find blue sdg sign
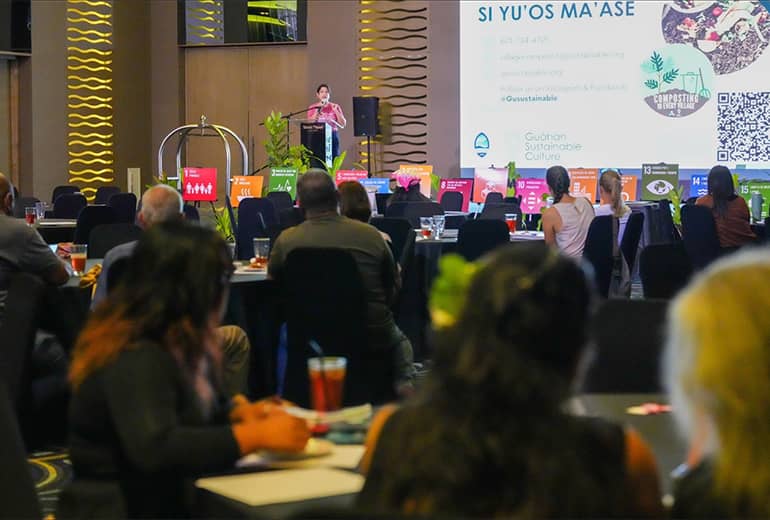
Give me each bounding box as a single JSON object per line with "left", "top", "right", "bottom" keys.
{"left": 474, "top": 132, "right": 490, "bottom": 158}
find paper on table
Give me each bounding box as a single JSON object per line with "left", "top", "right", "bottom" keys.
{"left": 236, "top": 444, "right": 365, "bottom": 471}
{"left": 195, "top": 468, "right": 365, "bottom": 506}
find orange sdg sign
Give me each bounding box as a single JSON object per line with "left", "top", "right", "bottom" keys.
{"left": 569, "top": 168, "right": 599, "bottom": 202}
{"left": 230, "top": 176, "right": 264, "bottom": 207}
{"left": 621, "top": 175, "right": 638, "bottom": 202}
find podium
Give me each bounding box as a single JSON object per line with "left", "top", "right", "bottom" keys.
{"left": 297, "top": 121, "right": 332, "bottom": 169}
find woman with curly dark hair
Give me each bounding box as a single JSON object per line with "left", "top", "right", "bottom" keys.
{"left": 542, "top": 165, "right": 595, "bottom": 258}
{"left": 358, "top": 244, "right": 662, "bottom": 518}
{"left": 62, "top": 221, "right": 309, "bottom": 518}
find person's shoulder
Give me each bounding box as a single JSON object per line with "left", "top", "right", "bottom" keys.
{"left": 106, "top": 341, "right": 175, "bottom": 373}
{"left": 695, "top": 195, "right": 713, "bottom": 206}
{"left": 104, "top": 240, "right": 137, "bottom": 263}
{"left": 0, "top": 215, "right": 33, "bottom": 237}
{"left": 730, "top": 195, "right": 749, "bottom": 208}
{"left": 595, "top": 204, "right": 612, "bottom": 216}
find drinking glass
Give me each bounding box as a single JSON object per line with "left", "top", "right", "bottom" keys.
{"left": 70, "top": 244, "right": 88, "bottom": 276}
{"left": 419, "top": 217, "right": 433, "bottom": 239}
{"left": 252, "top": 238, "right": 270, "bottom": 269}
{"left": 24, "top": 207, "right": 36, "bottom": 225}
{"left": 505, "top": 213, "right": 519, "bottom": 233}
{"left": 35, "top": 201, "right": 47, "bottom": 221}
{"left": 432, "top": 214, "right": 445, "bottom": 239}
{"left": 307, "top": 357, "right": 347, "bottom": 412}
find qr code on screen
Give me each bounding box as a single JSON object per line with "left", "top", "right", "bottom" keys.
{"left": 717, "top": 92, "right": 770, "bottom": 163}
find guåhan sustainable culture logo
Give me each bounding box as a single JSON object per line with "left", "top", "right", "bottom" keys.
{"left": 474, "top": 132, "right": 490, "bottom": 158}
{"left": 640, "top": 43, "right": 716, "bottom": 117}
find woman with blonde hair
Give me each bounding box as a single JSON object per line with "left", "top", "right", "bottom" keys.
{"left": 664, "top": 249, "right": 770, "bottom": 517}
{"left": 595, "top": 169, "right": 631, "bottom": 244}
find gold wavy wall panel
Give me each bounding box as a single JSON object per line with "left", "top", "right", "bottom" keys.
{"left": 66, "top": 0, "right": 114, "bottom": 200}
{"left": 185, "top": 0, "right": 225, "bottom": 45}
{"left": 357, "top": 0, "right": 429, "bottom": 175}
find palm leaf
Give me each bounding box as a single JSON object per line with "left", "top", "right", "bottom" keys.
{"left": 663, "top": 69, "right": 679, "bottom": 84}
{"left": 644, "top": 79, "right": 658, "bottom": 90}
{"left": 650, "top": 52, "right": 664, "bottom": 72}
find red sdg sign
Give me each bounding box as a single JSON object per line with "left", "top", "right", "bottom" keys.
{"left": 182, "top": 167, "right": 217, "bottom": 202}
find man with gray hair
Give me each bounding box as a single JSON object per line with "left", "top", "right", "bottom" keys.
{"left": 93, "top": 184, "right": 250, "bottom": 396}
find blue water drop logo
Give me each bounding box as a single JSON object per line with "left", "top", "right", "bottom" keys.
{"left": 474, "top": 132, "right": 490, "bottom": 158}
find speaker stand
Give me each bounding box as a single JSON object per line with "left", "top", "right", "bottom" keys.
{"left": 366, "top": 135, "right": 372, "bottom": 178}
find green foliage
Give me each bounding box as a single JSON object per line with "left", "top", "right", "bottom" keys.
{"left": 429, "top": 254, "right": 479, "bottom": 329}
{"left": 146, "top": 170, "right": 183, "bottom": 191}
{"left": 263, "top": 111, "right": 310, "bottom": 172}
{"left": 670, "top": 184, "right": 685, "bottom": 226}
{"left": 662, "top": 69, "right": 679, "bottom": 84}
{"left": 506, "top": 161, "right": 519, "bottom": 197}
{"left": 210, "top": 202, "right": 235, "bottom": 242}
{"left": 430, "top": 173, "right": 441, "bottom": 195}
{"left": 644, "top": 79, "right": 659, "bottom": 90}
{"left": 320, "top": 150, "right": 347, "bottom": 179}
{"left": 650, "top": 52, "right": 664, "bottom": 72}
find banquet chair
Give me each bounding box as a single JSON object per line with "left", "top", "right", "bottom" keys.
{"left": 236, "top": 198, "right": 271, "bottom": 260}
{"left": 639, "top": 243, "right": 693, "bottom": 299}
{"left": 582, "top": 215, "right": 614, "bottom": 298}
{"left": 484, "top": 192, "right": 503, "bottom": 204}
{"left": 107, "top": 192, "right": 137, "bottom": 224}
{"left": 444, "top": 213, "right": 468, "bottom": 229}
{"left": 0, "top": 385, "right": 41, "bottom": 520}
{"left": 183, "top": 204, "right": 200, "bottom": 222}
{"left": 620, "top": 211, "right": 644, "bottom": 273}
{"left": 266, "top": 191, "right": 294, "bottom": 214}
{"left": 13, "top": 196, "right": 40, "bottom": 219}
{"left": 681, "top": 204, "right": 722, "bottom": 270}
{"left": 369, "top": 217, "right": 414, "bottom": 267}
{"left": 657, "top": 199, "right": 680, "bottom": 243}
{"left": 401, "top": 202, "right": 444, "bottom": 228}
{"left": 278, "top": 206, "right": 305, "bottom": 231}
{"left": 53, "top": 193, "right": 87, "bottom": 219}
{"left": 94, "top": 186, "right": 121, "bottom": 205}
{"left": 375, "top": 193, "right": 390, "bottom": 215}
{"left": 51, "top": 184, "right": 79, "bottom": 203}
{"left": 457, "top": 219, "right": 509, "bottom": 261}
{"left": 281, "top": 248, "right": 395, "bottom": 408}
{"left": 74, "top": 205, "right": 119, "bottom": 245}
{"left": 479, "top": 202, "right": 522, "bottom": 224}
{"left": 88, "top": 223, "right": 143, "bottom": 258}
{"left": 439, "top": 191, "right": 463, "bottom": 212}
{"left": 581, "top": 298, "right": 668, "bottom": 393}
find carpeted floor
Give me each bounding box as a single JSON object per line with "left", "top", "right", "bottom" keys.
{"left": 29, "top": 450, "right": 72, "bottom": 516}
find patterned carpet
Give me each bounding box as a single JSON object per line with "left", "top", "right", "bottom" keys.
{"left": 29, "top": 450, "right": 71, "bottom": 516}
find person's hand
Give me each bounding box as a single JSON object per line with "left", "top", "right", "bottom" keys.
{"left": 232, "top": 408, "right": 310, "bottom": 454}
{"left": 229, "top": 394, "right": 294, "bottom": 423}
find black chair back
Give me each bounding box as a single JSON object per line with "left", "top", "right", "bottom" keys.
{"left": 401, "top": 202, "right": 444, "bottom": 228}
{"left": 88, "top": 223, "right": 143, "bottom": 258}
{"left": 74, "top": 205, "right": 119, "bottom": 245}
{"left": 582, "top": 299, "right": 668, "bottom": 393}
{"left": 681, "top": 204, "right": 722, "bottom": 270}
{"left": 439, "top": 191, "right": 463, "bottom": 212}
{"left": 457, "top": 219, "right": 509, "bottom": 261}
{"left": 369, "top": 217, "right": 414, "bottom": 267}
{"left": 281, "top": 248, "right": 395, "bottom": 407}
{"left": 582, "top": 215, "right": 614, "bottom": 298}
{"left": 236, "top": 198, "right": 272, "bottom": 260}
{"left": 374, "top": 193, "right": 390, "bottom": 215}
{"left": 13, "top": 197, "right": 40, "bottom": 219}
{"left": 484, "top": 192, "right": 503, "bottom": 204}
{"left": 94, "top": 186, "right": 121, "bottom": 205}
{"left": 53, "top": 193, "right": 87, "bottom": 219}
{"left": 444, "top": 214, "right": 467, "bottom": 230}
{"left": 51, "top": 185, "right": 79, "bottom": 203}
{"left": 183, "top": 204, "right": 200, "bottom": 222}
{"left": 0, "top": 274, "right": 45, "bottom": 409}
{"left": 657, "top": 199, "right": 680, "bottom": 243}
{"left": 107, "top": 192, "right": 137, "bottom": 224}
{"left": 0, "top": 385, "right": 41, "bottom": 519}
{"left": 279, "top": 206, "right": 305, "bottom": 231}
{"left": 266, "top": 191, "right": 294, "bottom": 214}
{"left": 639, "top": 243, "right": 693, "bottom": 299}
{"left": 479, "top": 202, "right": 522, "bottom": 223}
{"left": 621, "top": 211, "right": 644, "bottom": 272}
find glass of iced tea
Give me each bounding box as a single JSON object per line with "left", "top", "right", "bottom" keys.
{"left": 505, "top": 213, "right": 519, "bottom": 233}
{"left": 25, "top": 207, "right": 36, "bottom": 225}
{"left": 70, "top": 244, "right": 88, "bottom": 276}
{"left": 419, "top": 217, "right": 433, "bottom": 239}
{"left": 252, "top": 238, "right": 270, "bottom": 269}
{"left": 307, "top": 357, "right": 347, "bottom": 412}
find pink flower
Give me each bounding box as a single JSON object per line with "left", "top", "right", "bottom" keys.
{"left": 707, "top": 31, "right": 720, "bottom": 41}
{"left": 683, "top": 17, "right": 696, "bottom": 27}
{"left": 712, "top": 6, "right": 723, "bottom": 16}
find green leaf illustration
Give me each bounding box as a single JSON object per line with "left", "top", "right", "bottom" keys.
{"left": 645, "top": 79, "right": 659, "bottom": 90}
{"left": 650, "top": 52, "right": 664, "bottom": 72}
{"left": 663, "top": 68, "right": 679, "bottom": 84}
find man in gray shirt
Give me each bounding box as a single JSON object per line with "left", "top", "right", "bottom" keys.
{"left": 0, "top": 173, "right": 69, "bottom": 324}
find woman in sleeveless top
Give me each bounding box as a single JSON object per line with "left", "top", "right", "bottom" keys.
{"left": 542, "top": 165, "right": 595, "bottom": 258}
{"left": 358, "top": 244, "right": 662, "bottom": 518}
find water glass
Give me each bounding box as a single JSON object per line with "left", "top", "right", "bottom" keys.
{"left": 419, "top": 217, "right": 433, "bottom": 239}
{"left": 35, "top": 201, "right": 47, "bottom": 221}
{"left": 252, "top": 238, "right": 270, "bottom": 269}
{"left": 432, "top": 214, "right": 445, "bottom": 238}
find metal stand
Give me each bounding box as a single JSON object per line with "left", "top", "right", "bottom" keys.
{"left": 366, "top": 135, "right": 372, "bottom": 178}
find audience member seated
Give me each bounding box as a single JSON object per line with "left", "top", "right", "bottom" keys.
{"left": 387, "top": 176, "right": 429, "bottom": 207}
{"left": 91, "top": 184, "right": 251, "bottom": 397}
{"left": 542, "top": 165, "right": 595, "bottom": 258}
{"left": 665, "top": 249, "right": 770, "bottom": 518}
{"left": 338, "top": 180, "right": 391, "bottom": 244}
{"left": 269, "top": 170, "right": 415, "bottom": 394}
{"left": 0, "top": 173, "right": 69, "bottom": 324}
{"left": 60, "top": 222, "right": 310, "bottom": 518}
{"left": 358, "top": 244, "right": 662, "bottom": 517}
{"left": 695, "top": 165, "right": 755, "bottom": 248}
{"left": 595, "top": 168, "right": 631, "bottom": 244}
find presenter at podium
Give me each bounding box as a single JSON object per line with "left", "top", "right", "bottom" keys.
{"left": 307, "top": 83, "right": 346, "bottom": 160}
